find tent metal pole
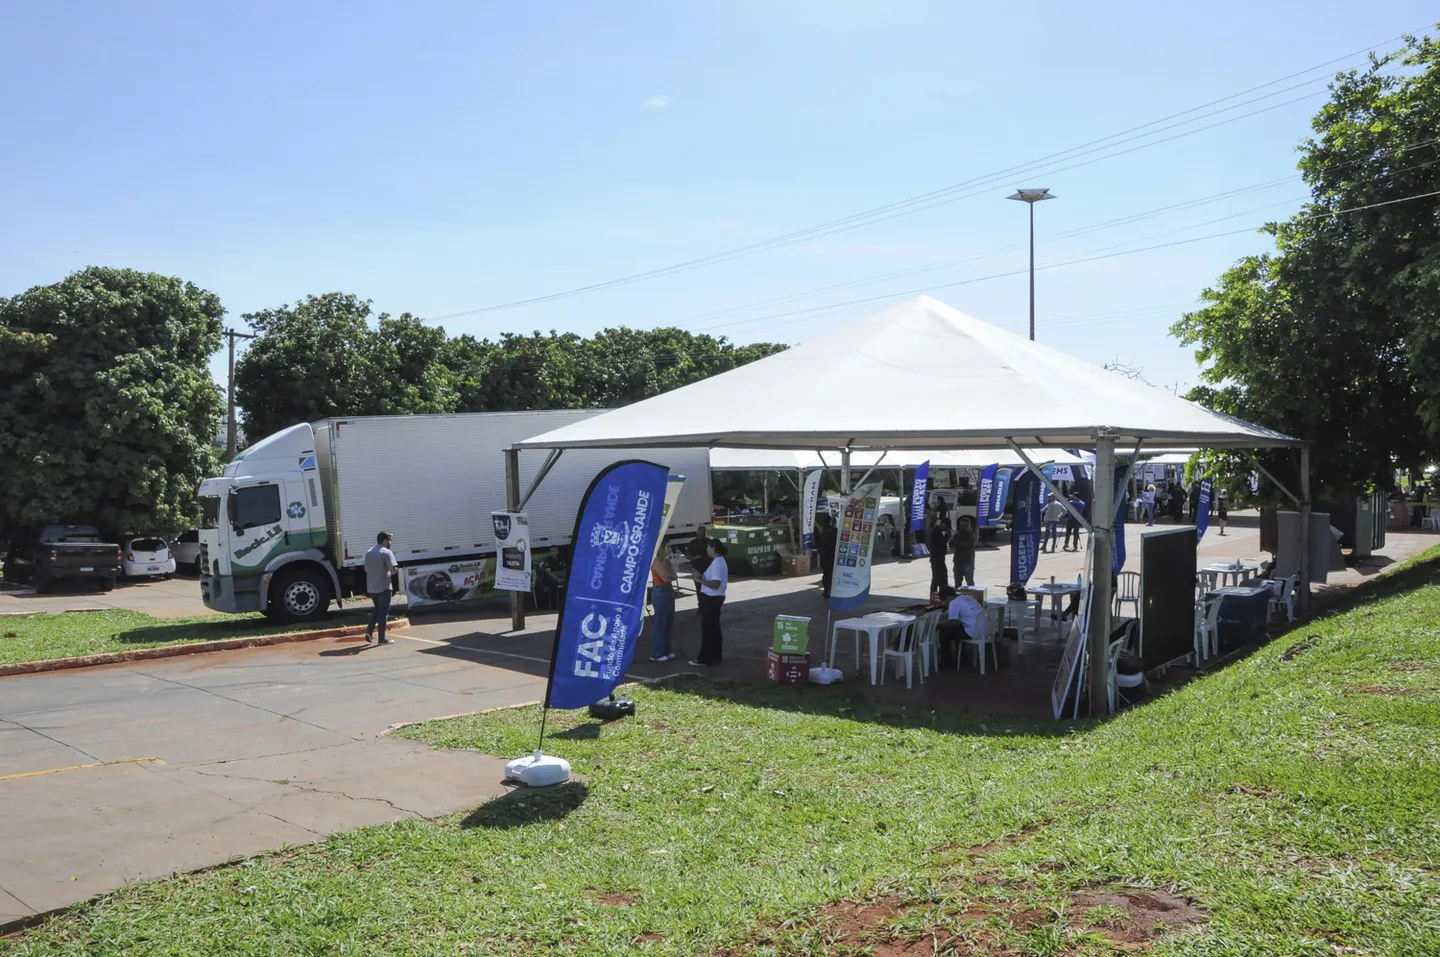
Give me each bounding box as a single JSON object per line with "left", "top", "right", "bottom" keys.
{"left": 841, "top": 448, "right": 852, "bottom": 495}
{"left": 1299, "top": 445, "right": 1312, "bottom": 617}
{"left": 518, "top": 448, "right": 564, "bottom": 511}
{"left": 1088, "top": 433, "right": 1117, "bottom": 714}
{"left": 855, "top": 450, "right": 887, "bottom": 489}
{"left": 1247, "top": 454, "right": 1302, "bottom": 507}
{"left": 1006, "top": 440, "right": 1089, "bottom": 531}
{"left": 506, "top": 448, "right": 525, "bottom": 632}
{"left": 1116, "top": 441, "right": 1145, "bottom": 515}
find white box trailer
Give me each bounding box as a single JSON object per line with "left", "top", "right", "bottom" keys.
{"left": 315, "top": 411, "right": 712, "bottom": 568}
{"left": 197, "top": 410, "right": 712, "bottom": 621}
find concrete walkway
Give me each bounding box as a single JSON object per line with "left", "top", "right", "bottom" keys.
{"left": 0, "top": 626, "right": 549, "bottom": 925}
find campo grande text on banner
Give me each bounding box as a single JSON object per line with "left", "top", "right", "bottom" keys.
{"left": 801, "top": 469, "right": 821, "bottom": 551}
{"left": 546, "top": 460, "right": 670, "bottom": 710}
{"left": 909, "top": 461, "right": 929, "bottom": 533}
{"left": 829, "top": 481, "right": 883, "bottom": 612}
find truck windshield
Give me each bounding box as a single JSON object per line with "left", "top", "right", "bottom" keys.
{"left": 200, "top": 496, "right": 221, "bottom": 529}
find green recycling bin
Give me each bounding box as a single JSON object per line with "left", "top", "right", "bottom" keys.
{"left": 713, "top": 523, "right": 789, "bottom": 575}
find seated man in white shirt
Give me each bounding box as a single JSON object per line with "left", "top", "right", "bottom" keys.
{"left": 935, "top": 586, "right": 988, "bottom": 668}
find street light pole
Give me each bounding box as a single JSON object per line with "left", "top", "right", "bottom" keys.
{"left": 1006, "top": 188, "right": 1056, "bottom": 341}
{"left": 224, "top": 328, "right": 256, "bottom": 461}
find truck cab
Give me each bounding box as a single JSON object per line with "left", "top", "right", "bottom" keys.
{"left": 198, "top": 423, "right": 337, "bottom": 622}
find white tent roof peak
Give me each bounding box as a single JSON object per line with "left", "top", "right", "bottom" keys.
{"left": 517, "top": 296, "right": 1301, "bottom": 452}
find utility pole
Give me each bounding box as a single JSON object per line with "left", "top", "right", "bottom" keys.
{"left": 224, "top": 328, "right": 257, "bottom": 460}
{"left": 1006, "top": 189, "right": 1056, "bottom": 340}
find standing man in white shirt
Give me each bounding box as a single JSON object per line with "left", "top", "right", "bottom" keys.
{"left": 364, "top": 531, "right": 399, "bottom": 645}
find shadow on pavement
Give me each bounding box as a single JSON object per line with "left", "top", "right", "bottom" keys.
{"left": 462, "top": 781, "right": 589, "bottom": 830}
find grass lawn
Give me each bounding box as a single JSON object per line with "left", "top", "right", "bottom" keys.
{"left": 4, "top": 554, "right": 1440, "bottom": 955}
{"left": 0, "top": 609, "right": 349, "bottom": 666}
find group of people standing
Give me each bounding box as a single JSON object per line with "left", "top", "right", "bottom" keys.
{"left": 1042, "top": 491, "right": 1086, "bottom": 553}
{"left": 926, "top": 513, "right": 978, "bottom": 595}
{"left": 646, "top": 533, "right": 729, "bottom": 668}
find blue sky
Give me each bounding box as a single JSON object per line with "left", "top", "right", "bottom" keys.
{"left": 2, "top": 2, "right": 1435, "bottom": 398}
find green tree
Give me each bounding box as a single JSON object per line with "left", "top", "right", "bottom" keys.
{"left": 235, "top": 293, "right": 460, "bottom": 440}
{"left": 0, "top": 267, "right": 224, "bottom": 539}
{"left": 1173, "top": 31, "right": 1440, "bottom": 497}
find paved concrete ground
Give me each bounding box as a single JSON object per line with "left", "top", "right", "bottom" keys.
{"left": 0, "top": 572, "right": 211, "bottom": 618}
{"left": 2, "top": 516, "right": 1432, "bottom": 926}
{"left": 0, "top": 628, "right": 551, "bottom": 925}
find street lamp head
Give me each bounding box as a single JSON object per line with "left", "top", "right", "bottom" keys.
{"left": 1007, "top": 188, "right": 1055, "bottom": 203}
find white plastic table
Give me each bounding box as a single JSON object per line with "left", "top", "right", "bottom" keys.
{"left": 1203, "top": 562, "right": 1258, "bottom": 588}
{"left": 828, "top": 612, "right": 915, "bottom": 685}
{"left": 1026, "top": 582, "right": 1082, "bottom": 634}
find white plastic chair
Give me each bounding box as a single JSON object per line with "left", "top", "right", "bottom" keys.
{"left": 1423, "top": 513, "right": 1440, "bottom": 532}
{"left": 879, "top": 619, "right": 922, "bottom": 688}
{"left": 960, "top": 610, "right": 999, "bottom": 675}
{"left": 1114, "top": 570, "right": 1141, "bottom": 618}
{"left": 1193, "top": 597, "right": 1222, "bottom": 664}
{"left": 1263, "top": 575, "right": 1296, "bottom": 622}
{"left": 913, "top": 610, "right": 942, "bottom": 677}
{"left": 1107, "top": 638, "right": 1145, "bottom": 712}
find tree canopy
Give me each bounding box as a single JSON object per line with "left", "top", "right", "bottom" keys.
{"left": 1173, "top": 32, "right": 1440, "bottom": 498}
{"left": 0, "top": 268, "right": 224, "bottom": 539}
{"left": 235, "top": 300, "right": 787, "bottom": 440}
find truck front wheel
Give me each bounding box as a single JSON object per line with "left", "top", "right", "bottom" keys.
{"left": 269, "top": 568, "right": 331, "bottom": 623}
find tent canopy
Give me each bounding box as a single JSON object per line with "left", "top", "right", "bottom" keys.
{"left": 518, "top": 297, "right": 1301, "bottom": 453}
{"left": 709, "top": 447, "right": 1090, "bottom": 472}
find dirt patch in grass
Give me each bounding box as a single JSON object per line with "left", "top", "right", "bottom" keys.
{"left": 1279, "top": 635, "right": 1321, "bottom": 661}
{"left": 1357, "top": 685, "right": 1418, "bottom": 696}
{"left": 1071, "top": 885, "right": 1206, "bottom": 945}
{"left": 729, "top": 878, "right": 1205, "bottom": 956}
{"left": 594, "top": 891, "right": 635, "bottom": 906}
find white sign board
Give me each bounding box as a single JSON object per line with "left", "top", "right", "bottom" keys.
{"left": 491, "top": 511, "right": 531, "bottom": 592}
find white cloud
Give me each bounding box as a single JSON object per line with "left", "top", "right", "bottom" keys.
{"left": 643, "top": 94, "right": 672, "bottom": 110}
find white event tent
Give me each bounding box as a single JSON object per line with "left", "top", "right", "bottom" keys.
{"left": 509, "top": 296, "right": 1306, "bottom": 712}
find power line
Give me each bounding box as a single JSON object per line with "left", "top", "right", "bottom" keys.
{"left": 679, "top": 145, "right": 1440, "bottom": 329}
{"left": 697, "top": 184, "right": 1440, "bottom": 334}
{"left": 433, "top": 29, "right": 1425, "bottom": 318}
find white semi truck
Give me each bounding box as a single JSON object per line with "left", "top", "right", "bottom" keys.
{"left": 196, "top": 411, "right": 712, "bottom": 622}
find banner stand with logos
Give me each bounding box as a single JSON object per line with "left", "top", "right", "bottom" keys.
{"left": 505, "top": 459, "right": 671, "bottom": 788}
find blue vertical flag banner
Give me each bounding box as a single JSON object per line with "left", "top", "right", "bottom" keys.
{"left": 909, "top": 461, "right": 930, "bottom": 533}
{"left": 976, "top": 464, "right": 999, "bottom": 528}
{"left": 1195, "top": 477, "right": 1214, "bottom": 541}
{"left": 1113, "top": 468, "right": 1128, "bottom": 575}
{"left": 830, "top": 481, "right": 883, "bottom": 612}
{"left": 1011, "top": 470, "right": 1043, "bottom": 584}
{"left": 546, "top": 460, "right": 670, "bottom": 710}
{"left": 800, "top": 469, "right": 822, "bottom": 551}
{"left": 990, "top": 468, "right": 1014, "bottom": 527}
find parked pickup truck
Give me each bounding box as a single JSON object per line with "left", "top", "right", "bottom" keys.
{"left": 29, "top": 525, "right": 122, "bottom": 592}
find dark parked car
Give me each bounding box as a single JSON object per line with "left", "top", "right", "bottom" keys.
{"left": 3, "top": 525, "right": 122, "bottom": 592}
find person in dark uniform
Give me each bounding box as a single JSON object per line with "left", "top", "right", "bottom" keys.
{"left": 927, "top": 518, "right": 950, "bottom": 596}
{"left": 816, "top": 513, "right": 838, "bottom": 597}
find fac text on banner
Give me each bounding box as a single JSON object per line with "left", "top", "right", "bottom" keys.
{"left": 1195, "top": 476, "right": 1213, "bottom": 541}
{"left": 492, "top": 511, "right": 531, "bottom": 592}
{"left": 1010, "top": 470, "right": 1042, "bottom": 584}
{"left": 801, "top": 469, "right": 822, "bottom": 551}
{"left": 546, "top": 460, "right": 670, "bottom": 710}
{"left": 829, "top": 481, "right": 883, "bottom": 612}
{"left": 909, "top": 461, "right": 930, "bottom": 533}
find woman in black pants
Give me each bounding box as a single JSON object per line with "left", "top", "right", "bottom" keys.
{"left": 927, "top": 519, "right": 950, "bottom": 596}
{"left": 690, "top": 539, "right": 729, "bottom": 666}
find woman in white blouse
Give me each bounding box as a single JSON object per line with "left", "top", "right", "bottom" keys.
{"left": 690, "top": 539, "right": 729, "bottom": 666}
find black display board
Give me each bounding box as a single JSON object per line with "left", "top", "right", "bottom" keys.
{"left": 1140, "top": 526, "right": 1197, "bottom": 670}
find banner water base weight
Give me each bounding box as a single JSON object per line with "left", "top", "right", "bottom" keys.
{"left": 504, "top": 750, "right": 572, "bottom": 788}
